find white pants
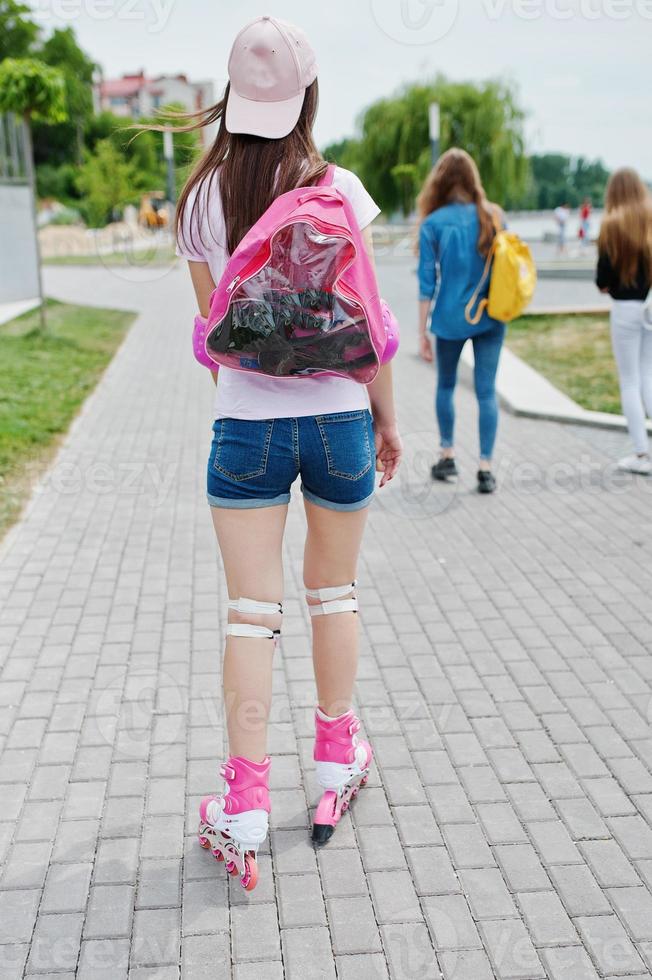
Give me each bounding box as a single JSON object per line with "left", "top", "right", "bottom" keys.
{"left": 611, "top": 300, "right": 652, "bottom": 454}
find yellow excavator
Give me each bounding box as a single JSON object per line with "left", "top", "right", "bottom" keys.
{"left": 139, "top": 192, "right": 169, "bottom": 229}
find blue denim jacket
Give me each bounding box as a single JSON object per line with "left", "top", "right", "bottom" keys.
{"left": 418, "top": 202, "right": 503, "bottom": 339}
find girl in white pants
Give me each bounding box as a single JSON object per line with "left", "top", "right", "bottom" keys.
{"left": 596, "top": 168, "right": 652, "bottom": 474}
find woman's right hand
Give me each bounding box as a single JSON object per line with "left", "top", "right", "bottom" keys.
{"left": 374, "top": 422, "right": 403, "bottom": 487}
{"left": 419, "top": 333, "right": 433, "bottom": 362}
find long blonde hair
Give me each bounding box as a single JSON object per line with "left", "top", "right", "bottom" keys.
{"left": 417, "top": 148, "right": 498, "bottom": 256}
{"left": 599, "top": 167, "right": 652, "bottom": 287}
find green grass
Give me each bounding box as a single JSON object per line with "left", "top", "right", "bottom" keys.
{"left": 507, "top": 312, "right": 620, "bottom": 414}
{"left": 43, "top": 247, "right": 177, "bottom": 267}
{"left": 0, "top": 300, "right": 136, "bottom": 537}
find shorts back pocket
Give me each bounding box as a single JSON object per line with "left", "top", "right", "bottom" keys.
{"left": 212, "top": 418, "right": 274, "bottom": 482}
{"left": 316, "top": 411, "right": 372, "bottom": 481}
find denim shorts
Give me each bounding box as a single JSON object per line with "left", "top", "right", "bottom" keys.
{"left": 207, "top": 410, "right": 376, "bottom": 511}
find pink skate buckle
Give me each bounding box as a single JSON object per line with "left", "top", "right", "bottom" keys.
{"left": 220, "top": 763, "right": 236, "bottom": 781}
{"left": 348, "top": 720, "right": 360, "bottom": 735}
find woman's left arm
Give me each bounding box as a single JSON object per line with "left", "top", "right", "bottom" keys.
{"left": 188, "top": 261, "right": 219, "bottom": 383}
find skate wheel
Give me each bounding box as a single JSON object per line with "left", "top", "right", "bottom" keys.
{"left": 241, "top": 853, "right": 258, "bottom": 891}
{"left": 212, "top": 848, "right": 225, "bottom": 862}
{"left": 198, "top": 835, "right": 211, "bottom": 849}
{"left": 226, "top": 860, "right": 239, "bottom": 876}
{"left": 351, "top": 787, "right": 359, "bottom": 798}
{"left": 360, "top": 775, "right": 368, "bottom": 787}
{"left": 341, "top": 801, "right": 349, "bottom": 812}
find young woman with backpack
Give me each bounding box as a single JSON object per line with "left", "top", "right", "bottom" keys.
{"left": 174, "top": 16, "right": 402, "bottom": 889}
{"left": 417, "top": 149, "right": 506, "bottom": 494}
{"left": 596, "top": 168, "right": 652, "bottom": 474}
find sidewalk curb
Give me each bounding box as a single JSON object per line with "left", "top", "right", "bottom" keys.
{"left": 460, "top": 343, "right": 652, "bottom": 436}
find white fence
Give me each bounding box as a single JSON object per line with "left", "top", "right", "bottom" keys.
{"left": 0, "top": 114, "right": 40, "bottom": 305}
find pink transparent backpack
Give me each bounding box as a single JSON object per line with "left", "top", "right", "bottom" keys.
{"left": 192, "top": 164, "right": 399, "bottom": 381}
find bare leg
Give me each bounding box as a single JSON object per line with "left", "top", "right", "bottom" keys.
{"left": 211, "top": 505, "right": 287, "bottom": 762}
{"left": 303, "top": 500, "right": 369, "bottom": 717}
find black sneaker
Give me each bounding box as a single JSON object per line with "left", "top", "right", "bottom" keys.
{"left": 431, "top": 458, "right": 458, "bottom": 482}
{"left": 477, "top": 470, "right": 496, "bottom": 494}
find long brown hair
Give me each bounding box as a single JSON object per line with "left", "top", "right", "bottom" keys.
{"left": 173, "top": 80, "right": 327, "bottom": 256}
{"left": 417, "top": 148, "right": 498, "bottom": 256}
{"left": 599, "top": 167, "right": 652, "bottom": 287}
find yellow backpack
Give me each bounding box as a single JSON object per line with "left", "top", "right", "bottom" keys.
{"left": 465, "top": 213, "right": 537, "bottom": 325}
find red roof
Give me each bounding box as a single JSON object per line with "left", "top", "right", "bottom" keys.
{"left": 100, "top": 75, "right": 146, "bottom": 98}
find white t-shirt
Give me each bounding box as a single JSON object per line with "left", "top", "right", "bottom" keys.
{"left": 176, "top": 166, "right": 381, "bottom": 420}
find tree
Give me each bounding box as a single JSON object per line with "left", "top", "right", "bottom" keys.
{"left": 76, "top": 139, "right": 135, "bottom": 227}
{"left": 520, "top": 153, "right": 610, "bottom": 209}
{"left": 0, "top": 57, "right": 67, "bottom": 122}
{"left": 0, "top": 57, "right": 67, "bottom": 328}
{"left": 0, "top": 0, "right": 38, "bottom": 61}
{"left": 33, "top": 27, "right": 96, "bottom": 166}
{"left": 324, "top": 76, "right": 529, "bottom": 216}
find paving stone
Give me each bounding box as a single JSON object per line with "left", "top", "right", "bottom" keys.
{"left": 441, "top": 824, "right": 495, "bottom": 869}
{"left": 277, "top": 873, "right": 326, "bottom": 927}
{"left": 494, "top": 844, "right": 550, "bottom": 892}
{"left": 574, "top": 914, "right": 646, "bottom": 975}
{"left": 84, "top": 884, "right": 134, "bottom": 939}
{"left": 580, "top": 839, "right": 642, "bottom": 887}
{"left": 41, "top": 860, "right": 93, "bottom": 913}
{"left": 281, "top": 927, "right": 336, "bottom": 980}
{"left": 538, "top": 945, "right": 600, "bottom": 980}
{"left": 475, "top": 802, "right": 528, "bottom": 844}
{"left": 27, "top": 912, "right": 84, "bottom": 973}
{"left": 78, "top": 938, "right": 130, "bottom": 978}
{"left": 131, "top": 908, "right": 181, "bottom": 967}
{"left": 136, "top": 858, "right": 182, "bottom": 909}
{"left": 516, "top": 890, "right": 578, "bottom": 945}
{"left": 0, "top": 887, "right": 40, "bottom": 943}
{"left": 335, "top": 953, "right": 389, "bottom": 980}
{"left": 317, "top": 846, "right": 366, "bottom": 897}
{"left": 555, "top": 797, "right": 609, "bottom": 840}
{"left": 368, "top": 869, "right": 422, "bottom": 923}
{"left": 457, "top": 867, "right": 518, "bottom": 919}
{"left": 181, "top": 877, "right": 228, "bottom": 935}
{"left": 234, "top": 963, "right": 284, "bottom": 980}
{"left": 548, "top": 863, "right": 612, "bottom": 916}
{"left": 527, "top": 821, "right": 582, "bottom": 865}
{"left": 405, "top": 846, "right": 460, "bottom": 896}
{"left": 380, "top": 922, "right": 441, "bottom": 979}
{"left": 232, "top": 904, "right": 281, "bottom": 961}
{"left": 181, "top": 932, "right": 229, "bottom": 978}
{"left": 422, "top": 894, "right": 481, "bottom": 950}
{"left": 392, "top": 805, "right": 442, "bottom": 847}
{"left": 327, "top": 896, "right": 382, "bottom": 955}
{"left": 606, "top": 885, "right": 652, "bottom": 941}
{"left": 358, "top": 824, "right": 407, "bottom": 872}
{"left": 438, "top": 948, "right": 494, "bottom": 980}
{"left": 478, "top": 918, "right": 545, "bottom": 979}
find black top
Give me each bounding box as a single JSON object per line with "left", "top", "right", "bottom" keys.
{"left": 596, "top": 251, "right": 651, "bottom": 300}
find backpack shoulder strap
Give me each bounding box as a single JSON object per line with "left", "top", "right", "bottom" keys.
{"left": 317, "top": 163, "right": 336, "bottom": 187}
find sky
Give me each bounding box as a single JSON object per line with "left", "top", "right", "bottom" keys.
{"left": 27, "top": 0, "right": 652, "bottom": 178}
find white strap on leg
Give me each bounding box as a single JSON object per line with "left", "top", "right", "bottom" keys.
{"left": 226, "top": 597, "right": 282, "bottom": 640}
{"left": 306, "top": 581, "right": 358, "bottom": 617}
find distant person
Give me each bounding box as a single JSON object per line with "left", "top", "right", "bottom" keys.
{"left": 596, "top": 167, "right": 652, "bottom": 474}
{"left": 417, "top": 148, "right": 505, "bottom": 494}
{"left": 579, "top": 197, "right": 592, "bottom": 248}
{"left": 554, "top": 202, "right": 570, "bottom": 253}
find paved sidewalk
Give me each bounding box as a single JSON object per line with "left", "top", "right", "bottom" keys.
{"left": 1, "top": 258, "right": 651, "bottom": 979}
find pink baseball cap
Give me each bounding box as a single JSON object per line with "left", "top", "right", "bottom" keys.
{"left": 226, "top": 16, "right": 318, "bottom": 140}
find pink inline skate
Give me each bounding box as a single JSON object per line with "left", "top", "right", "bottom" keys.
{"left": 312, "top": 708, "right": 372, "bottom": 844}
{"left": 198, "top": 756, "right": 271, "bottom": 891}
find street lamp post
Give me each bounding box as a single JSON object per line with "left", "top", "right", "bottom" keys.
{"left": 429, "top": 102, "right": 440, "bottom": 167}
{"left": 163, "top": 129, "right": 176, "bottom": 206}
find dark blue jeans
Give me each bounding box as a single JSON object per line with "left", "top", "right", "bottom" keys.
{"left": 435, "top": 322, "right": 506, "bottom": 461}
